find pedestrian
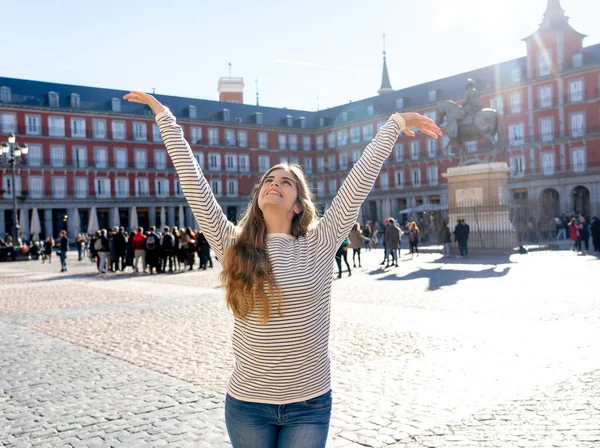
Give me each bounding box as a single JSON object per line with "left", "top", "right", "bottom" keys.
{"left": 349, "top": 222, "right": 370, "bottom": 268}
{"left": 124, "top": 89, "right": 440, "bottom": 447}
{"left": 145, "top": 226, "right": 160, "bottom": 274}
{"left": 408, "top": 221, "right": 420, "bottom": 257}
{"left": 76, "top": 233, "right": 85, "bottom": 261}
{"left": 161, "top": 226, "right": 176, "bottom": 272}
{"left": 196, "top": 231, "right": 213, "bottom": 270}
{"left": 568, "top": 217, "right": 580, "bottom": 252}
{"left": 113, "top": 226, "right": 127, "bottom": 271}
{"left": 591, "top": 216, "right": 600, "bottom": 253}
{"left": 438, "top": 219, "right": 451, "bottom": 256}
{"left": 362, "top": 223, "right": 372, "bottom": 251}
{"left": 335, "top": 237, "right": 352, "bottom": 278}
{"left": 58, "top": 230, "right": 69, "bottom": 272}
{"left": 43, "top": 237, "right": 53, "bottom": 263}
{"left": 454, "top": 219, "right": 469, "bottom": 257}
{"left": 384, "top": 218, "right": 401, "bottom": 267}
{"left": 578, "top": 216, "right": 590, "bottom": 255}
{"left": 132, "top": 228, "right": 147, "bottom": 273}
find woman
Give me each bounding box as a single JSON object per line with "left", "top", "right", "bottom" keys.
{"left": 349, "top": 222, "right": 370, "bottom": 268}
{"left": 335, "top": 237, "right": 352, "bottom": 278}
{"left": 362, "top": 223, "right": 372, "bottom": 251}
{"left": 408, "top": 221, "right": 420, "bottom": 257}
{"left": 568, "top": 217, "right": 580, "bottom": 252}
{"left": 58, "top": 230, "right": 69, "bottom": 272}
{"left": 578, "top": 216, "right": 589, "bottom": 254}
{"left": 43, "top": 237, "right": 54, "bottom": 263}
{"left": 124, "top": 90, "right": 440, "bottom": 447}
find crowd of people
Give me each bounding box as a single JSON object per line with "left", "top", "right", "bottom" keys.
{"left": 567, "top": 215, "right": 600, "bottom": 255}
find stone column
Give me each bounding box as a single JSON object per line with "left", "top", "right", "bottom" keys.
{"left": 108, "top": 207, "right": 118, "bottom": 231}
{"left": 44, "top": 209, "right": 53, "bottom": 240}
{"left": 0, "top": 210, "right": 5, "bottom": 239}
{"left": 148, "top": 206, "right": 156, "bottom": 228}
{"left": 68, "top": 207, "right": 78, "bottom": 240}
{"left": 21, "top": 207, "right": 30, "bottom": 242}
{"left": 168, "top": 206, "right": 176, "bottom": 229}
{"left": 186, "top": 206, "right": 195, "bottom": 230}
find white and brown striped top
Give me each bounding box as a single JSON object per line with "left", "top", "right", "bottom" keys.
{"left": 156, "top": 109, "right": 404, "bottom": 404}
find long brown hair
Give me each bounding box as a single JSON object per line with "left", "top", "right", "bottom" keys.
{"left": 220, "top": 163, "right": 317, "bottom": 324}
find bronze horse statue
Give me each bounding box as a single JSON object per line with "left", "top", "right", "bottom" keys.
{"left": 436, "top": 101, "right": 505, "bottom": 163}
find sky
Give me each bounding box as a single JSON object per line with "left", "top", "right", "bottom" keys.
{"left": 3, "top": 0, "right": 599, "bottom": 111}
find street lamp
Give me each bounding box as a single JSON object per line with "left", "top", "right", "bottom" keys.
{"left": 1, "top": 133, "right": 28, "bottom": 245}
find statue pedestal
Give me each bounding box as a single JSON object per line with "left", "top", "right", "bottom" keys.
{"left": 443, "top": 162, "right": 517, "bottom": 251}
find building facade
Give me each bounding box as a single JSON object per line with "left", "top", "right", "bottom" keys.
{"left": 1, "top": 0, "right": 599, "bottom": 241}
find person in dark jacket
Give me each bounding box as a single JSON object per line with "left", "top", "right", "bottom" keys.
{"left": 161, "top": 226, "right": 176, "bottom": 272}
{"left": 438, "top": 220, "right": 452, "bottom": 256}
{"left": 454, "top": 219, "right": 469, "bottom": 257}
{"left": 112, "top": 226, "right": 128, "bottom": 271}
{"left": 94, "top": 229, "right": 110, "bottom": 273}
{"left": 384, "top": 218, "right": 401, "bottom": 267}
{"left": 145, "top": 226, "right": 161, "bottom": 274}
{"left": 578, "top": 216, "right": 590, "bottom": 254}
{"left": 196, "top": 231, "right": 213, "bottom": 270}
{"left": 58, "top": 230, "right": 70, "bottom": 272}
{"left": 591, "top": 217, "right": 600, "bottom": 253}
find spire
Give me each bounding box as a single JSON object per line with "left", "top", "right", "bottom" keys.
{"left": 525, "top": 0, "right": 585, "bottom": 39}
{"left": 378, "top": 31, "right": 393, "bottom": 95}
{"left": 255, "top": 78, "right": 259, "bottom": 106}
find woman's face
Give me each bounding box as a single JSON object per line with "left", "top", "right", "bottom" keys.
{"left": 258, "top": 168, "right": 301, "bottom": 215}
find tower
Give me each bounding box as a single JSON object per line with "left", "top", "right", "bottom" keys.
{"left": 378, "top": 32, "right": 393, "bottom": 95}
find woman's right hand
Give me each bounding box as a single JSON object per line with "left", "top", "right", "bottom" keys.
{"left": 123, "top": 91, "right": 165, "bottom": 115}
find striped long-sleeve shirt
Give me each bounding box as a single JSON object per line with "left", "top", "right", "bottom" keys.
{"left": 156, "top": 109, "right": 404, "bottom": 404}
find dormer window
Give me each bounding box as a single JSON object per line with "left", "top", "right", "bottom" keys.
{"left": 49, "top": 91, "right": 59, "bottom": 108}
{"left": 235, "top": 116, "right": 242, "bottom": 123}
{"left": 428, "top": 90, "right": 439, "bottom": 103}
{"left": 341, "top": 112, "right": 348, "bottom": 122}
{"left": 189, "top": 105, "right": 197, "bottom": 119}
{"left": 111, "top": 97, "right": 121, "bottom": 112}
{"left": 70, "top": 93, "right": 80, "bottom": 109}
{"left": 285, "top": 115, "right": 293, "bottom": 127}
{"left": 367, "top": 105, "right": 374, "bottom": 116}
{"left": 319, "top": 117, "right": 325, "bottom": 127}
{"left": 222, "top": 109, "right": 231, "bottom": 122}
{"left": 0, "top": 86, "right": 11, "bottom": 103}
{"left": 254, "top": 112, "right": 263, "bottom": 125}
{"left": 396, "top": 97, "right": 404, "bottom": 109}
{"left": 572, "top": 52, "right": 583, "bottom": 68}
{"left": 512, "top": 68, "right": 522, "bottom": 82}
{"left": 298, "top": 117, "right": 306, "bottom": 129}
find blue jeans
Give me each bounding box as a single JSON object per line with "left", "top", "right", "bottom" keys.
{"left": 225, "top": 390, "right": 332, "bottom": 448}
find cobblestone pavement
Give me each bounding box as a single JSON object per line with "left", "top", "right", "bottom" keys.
{"left": 1, "top": 249, "right": 599, "bottom": 447}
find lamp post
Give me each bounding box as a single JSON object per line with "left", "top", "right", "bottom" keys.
{"left": 1, "top": 134, "right": 28, "bottom": 245}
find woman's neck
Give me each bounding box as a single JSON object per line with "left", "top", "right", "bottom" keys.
{"left": 263, "top": 211, "right": 292, "bottom": 234}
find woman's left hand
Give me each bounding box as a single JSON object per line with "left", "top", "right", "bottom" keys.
{"left": 400, "top": 113, "right": 443, "bottom": 138}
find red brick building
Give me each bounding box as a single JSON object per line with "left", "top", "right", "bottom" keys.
{"left": 0, "top": 0, "right": 598, "bottom": 240}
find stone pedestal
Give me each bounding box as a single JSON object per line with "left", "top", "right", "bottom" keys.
{"left": 443, "top": 162, "right": 517, "bottom": 250}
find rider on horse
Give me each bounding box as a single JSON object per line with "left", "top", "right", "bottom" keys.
{"left": 460, "top": 78, "right": 482, "bottom": 125}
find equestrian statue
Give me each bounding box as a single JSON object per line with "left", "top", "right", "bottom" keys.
{"left": 436, "top": 79, "right": 506, "bottom": 163}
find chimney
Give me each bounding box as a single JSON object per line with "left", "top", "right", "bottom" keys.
{"left": 218, "top": 77, "right": 244, "bottom": 104}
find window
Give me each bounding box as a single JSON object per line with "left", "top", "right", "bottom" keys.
{"left": 134, "top": 149, "right": 147, "bottom": 169}
{"left": 510, "top": 92, "right": 522, "bottom": 114}
{"left": 258, "top": 132, "right": 268, "bottom": 149}
{"left": 303, "top": 157, "right": 312, "bottom": 174}
{"left": 289, "top": 134, "right": 298, "bottom": 150}
{"left": 154, "top": 150, "right": 167, "bottom": 170}
{"left": 466, "top": 141, "right": 477, "bottom": 153}
{"left": 346, "top": 127, "right": 359, "bottom": 146}
{"left": 95, "top": 178, "right": 111, "bottom": 198}
{"left": 328, "top": 179, "right": 337, "bottom": 194}
{"left": 71, "top": 118, "right": 86, "bottom": 138}
{"left": 93, "top": 119, "right": 107, "bottom": 139}
{"left": 317, "top": 181, "right": 325, "bottom": 196}
{"left": 111, "top": 98, "right": 121, "bottom": 112}
{"left": 509, "top": 123, "right": 525, "bottom": 146}
{"left": 379, "top": 172, "right": 389, "bottom": 190}
{"left": 29, "top": 176, "right": 43, "bottom": 198}
{"left": 327, "top": 154, "right": 336, "bottom": 171}
{"left": 115, "top": 178, "right": 130, "bottom": 198}
{"left": 352, "top": 150, "right": 361, "bottom": 165}
{"left": 316, "top": 135, "right": 324, "bottom": 150}
{"left": 490, "top": 96, "right": 504, "bottom": 115}
{"left": 285, "top": 115, "right": 293, "bottom": 127}
{"left": 114, "top": 148, "right": 127, "bottom": 169}
{"left": 572, "top": 148, "right": 586, "bottom": 173}
{"left": 537, "top": 51, "right": 551, "bottom": 77}
{"left": 210, "top": 179, "right": 221, "bottom": 196}
{"left": 341, "top": 112, "right": 348, "bottom": 122}
{"left": 135, "top": 178, "right": 150, "bottom": 197}
{"left": 570, "top": 112, "right": 585, "bottom": 138}
{"left": 509, "top": 155, "right": 525, "bottom": 177}
{"left": 255, "top": 113, "right": 263, "bottom": 125}
{"left": 0, "top": 86, "right": 11, "bottom": 103}
{"left": 185, "top": 126, "right": 201, "bottom": 144}
{"left": 441, "top": 135, "right": 450, "bottom": 154}
{"left": 70, "top": 93, "right": 80, "bottom": 109}
{"left": 540, "top": 117, "right": 554, "bottom": 142}
{"left": 156, "top": 178, "right": 169, "bottom": 197}
{"left": 2, "top": 176, "right": 21, "bottom": 198}
{"left": 290, "top": 156, "right": 300, "bottom": 166}
{"left": 25, "top": 114, "right": 41, "bottom": 135}
{"left": 238, "top": 130, "right": 248, "bottom": 148}
{"left": 377, "top": 121, "right": 386, "bottom": 132}
{"left": 410, "top": 141, "right": 420, "bottom": 160}
{"left": 428, "top": 90, "right": 437, "bottom": 102}
{"left": 73, "top": 146, "right": 87, "bottom": 168}
{"left": 225, "top": 129, "right": 236, "bottom": 146}
{"left": 48, "top": 91, "right": 59, "bottom": 108}
{"left": 568, "top": 79, "right": 584, "bottom": 103}
{"left": 411, "top": 168, "right": 421, "bottom": 187}
{"left": 362, "top": 125, "right": 373, "bottom": 142}
{"left": 112, "top": 121, "right": 126, "bottom": 140}
{"left": 339, "top": 152, "right": 349, "bottom": 170}
{"left": 94, "top": 147, "right": 108, "bottom": 168}
{"left": 48, "top": 116, "right": 65, "bottom": 137}
{"left": 238, "top": 154, "right": 250, "bottom": 173}
{"left": 50, "top": 145, "right": 66, "bottom": 167}
{"left": 327, "top": 133, "right": 335, "bottom": 148}
{"left": 52, "top": 177, "right": 67, "bottom": 198}
{"left": 0, "top": 113, "right": 16, "bottom": 134}
{"left": 227, "top": 179, "right": 238, "bottom": 197}
{"left": 316, "top": 157, "right": 325, "bottom": 173}
{"left": 395, "top": 170, "right": 404, "bottom": 188}
{"left": 193, "top": 152, "right": 204, "bottom": 169}
{"left": 396, "top": 98, "right": 404, "bottom": 109}
{"left": 428, "top": 166, "right": 439, "bottom": 186}
{"left": 133, "top": 122, "right": 147, "bottom": 141}
{"left": 280, "top": 156, "right": 288, "bottom": 165}
{"left": 277, "top": 134, "right": 287, "bottom": 150}
{"left": 427, "top": 139, "right": 437, "bottom": 157}
{"left": 75, "top": 177, "right": 87, "bottom": 198}
{"left": 303, "top": 135, "right": 311, "bottom": 151}
{"left": 175, "top": 179, "right": 183, "bottom": 197}
{"left": 367, "top": 105, "right": 374, "bottom": 116}
{"left": 153, "top": 123, "right": 162, "bottom": 142}
{"left": 572, "top": 53, "right": 583, "bottom": 68}
{"left": 299, "top": 117, "right": 306, "bottom": 129}
{"left": 394, "top": 143, "right": 404, "bottom": 162}
{"left": 208, "top": 128, "right": 219, "bottom": 145}
{"left": 27, "top": 144, "right": 42, "bottom": 166}
{"left": 226, "top": 153, "right": 237, "bottom": 171}
{"left": 541, "top": 151, "right": 555, "bottom": 176}
{"left": 259, "top": 155, "right": 270, "bottom": 173}
{"left": 337, "top": 129, "right": 348, "bottom": 146}
{"left": 538, "top": 85, "right": 553, "bottom": 108}
{"left": 208, "top": 152, "right": 221, "bottom": 171}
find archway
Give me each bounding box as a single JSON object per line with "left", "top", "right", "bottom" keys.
{"left": 572, "top": 186, "right": 590, "bottom": 219}
{"left": 540, "top": 188, "right": 560, "bottom": 219}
